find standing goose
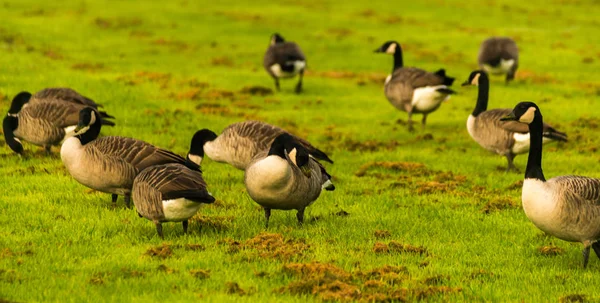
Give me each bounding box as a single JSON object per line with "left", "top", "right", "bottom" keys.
{"left": 244, "top": 133, "right": 333, "bottom": 227}
{"left": 132, "top": 163, "right": 215, "bottom": 239}
{"left": 375, "top": 41, "right": 456, "bottom": 131}
{"left": 3, "top": 93, "right": 115, "bottom": 155}
{"left": 61, "top": 108, "right": 194, "bottom": 207}
{"left": 478, "top": 37, "right": 519, "bottom": 83}
{"left": 462, "top": 71, "right": 567, "bottom": 171}
{"left": 501, "top": 102, "right": 600, "bottom": 268}
{"left": 263, "top": 33, "right": 306, "bottom": 93}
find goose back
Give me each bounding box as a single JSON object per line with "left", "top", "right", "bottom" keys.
{"left": 13, "top": 102, "right": 82, "bottom": 146}
{"left": 30, "top": 88, "right": 100, "bottom": 108}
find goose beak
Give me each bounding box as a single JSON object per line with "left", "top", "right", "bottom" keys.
{"left": 461, "top": 80, "right": 471, "bottom": 86}
{"left": 374, "top": 47, "right": 383, "bottom": 53}
{"left": 500, "top": 112, "right": 517, "bottom": 121}
{"left": 300, "top": 166, "right": 312, "bottom": 178}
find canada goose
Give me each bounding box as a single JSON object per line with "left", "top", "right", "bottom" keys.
{"left": 3, "top": 93, "right": 115, "bottom": 155}
{"left": 263, "top": 33, "right": 306, "bottom": 93}
{"left": 61, "top": 108, "right": 193, "bottom": 207}
{"left": 375, "top": 41, "right": 456, "bottom": 131}
{"left": 478, "top": 37, "right": 519, "bottom": 83}
{"left": 189, "top": 120, "right": 333, "bottom": 169}
{"left": 462, "top": 71, "right": 567, "bottom": 171}
{"left": 501, "top": 102, "right": 600, "bottom": 268}
{"left": 29, "top": 87, "right": 102, "bottom": 108}
{"left": 244, "top": 133, "right": 333, "bottom": 227}
{"left": 132, "top": 163, "right": 215, "bottom": 239}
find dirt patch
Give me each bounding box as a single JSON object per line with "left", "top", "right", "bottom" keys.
{"left": 117, "top": 71, "right": 172, "bottom": 88}
{"left": 240, "top": 86, "right": 273, "bottom": 96}
{"left": 211, "top": 56, "right": 233, "bottom": 66}
{"left": 481, "top": 197, "right": 519, "bottom": 214}
{"left": 120, "top": 268, "right": 145, "bottom": 278}
{"left": 71, "top": 62, "right": 105, "bottom": 72}
{"left": 94, "top": 17, "right": 142, "bottom": 29}
{"left": 0, "top": 248, "right": 13, "bottom": 258}
{"left": 506, "top": 180, "right": 523, "bottom": 190}
{"left": 342, "top": 138, "right": 401, "bottom": 152}
{"left": 560, "top": 294, "right": 586, "bottom": 303}
{"left": 190, "top": 269, "right": 210, "bottom": 279}
{"left": 89, "top": 272, "right": 109, "bottom": 285}
{"left": 145, "top": 244, "right": 173, "bottom": 259}
{"left": 571, "top": 117, "right": 600, "bottom": 129}
{"left": 374, "top": 230, "right": 391, "bottom": 239}
{"left": 539, "top": 245, "right": 564, "bottom": 256}
{"left": 355, "top": 161, "right": 430, "bottom": 178}
{"left": 224, "top": 232, "right": 310, "bottom": 261}
{"left": 157, "top": 264, "right": 178, "bottom": 274}
{"left": 373, "top": 241, "right": 428, "bottom": 256}
{"left": 335, "top": 210, "right": 350, "bottom": 217}
{"left": 225, "top": 282, "right": 250, "bottom": 295}
{"left": 326, "top": 28, "right": 354, "bottom": 39}
{"left": 518, "top": 70, "right": 561, "bottom": 84}
{"left": 42, "top": 49, "right": 63, "bottom": 60}
{"left": 189, "top": 215, "right": 233, "bottom": 231}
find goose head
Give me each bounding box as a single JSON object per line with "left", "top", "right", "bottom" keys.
{"left": 8, "top": 92, "right": 32, "bottom": 115}
{"left": 374, "top": 41, "right": 400, "bottom": 54}
{"left": 73, "top": 107, "right": 102, "bottom": 144}
{"left": 2, "top": 115, "right": 23, "bottom": 154}
{"left": 188, "top": 129, "right": 218, "bottom": 166}
{"left": 501, "top": 101, "right": 540, "bottom": 124}
{"left": 270, "top": 33, "right": 285, "bottom": 46}
{"left": 269, "top": 133, "right": 312, "bottom": 178}
{"left": 462, "top": 70, "right": 486, "bottom": 86}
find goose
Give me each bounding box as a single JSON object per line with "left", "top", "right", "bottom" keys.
{"left": 478, "top": 37, "right": 519, "bottom": 83}
{"left": 61, "top": 108, "right": 195, "bottom": 207}
{"left": 244, "top": 133, "right": 333, "bottom": 227}
{"left": 501, "top": 101, "right": 600, "bottom": 268}
{"left": 3, "top": 93, "right": 115, "bottom": 155}
{"left": 132, "top": 163, "right": 215, "bottom": 238}
{"left": 462, "top": 71, "right": 567, "bottom": 171}
{"left": 375, "top": 41, "right": 456, "bottom": 131}
{"left": 188, "top": 120, "right": 334, "bottom": 189}
{"left": 29, "top": 87, "right": 102, "bottom": 108}
{"left": 263, "top": 33, "right": 306, "bottom": 93}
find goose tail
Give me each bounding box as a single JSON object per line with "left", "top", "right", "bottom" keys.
{"left": 543, "top": 128, "right": 568, "bottom": 142}
{"left": 434, "top": 69, "right": 455, "bottom": 86}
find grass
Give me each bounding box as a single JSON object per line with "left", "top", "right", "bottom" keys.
{"left": 1, "top": 0, "right": 600, "bottom": 301}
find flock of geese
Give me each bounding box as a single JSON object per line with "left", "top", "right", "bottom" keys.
{"left": 3, "top": 34, "right": 600, "bottom": 268}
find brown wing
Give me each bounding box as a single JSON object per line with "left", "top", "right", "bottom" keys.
{"left": 551, "top": 176, "right": 600, "bottom": 205}
{"left": 264, "top": 42, "right": 305, "bottom": 68}
{"left": 89, "top": 136, "right": 187, "bottom": 171}
{"left": 24, "top": 102, "right": 81, "bottom": 128}
{"left": 32, "top": 88, "right": 99, "bottom": 108}
{"left": 138, "top": 164, "right": 214, "bottom": 203}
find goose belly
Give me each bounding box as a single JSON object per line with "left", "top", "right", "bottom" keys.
{"left": 270, "top": 61, "right": 305, "bottom": 78}
{"left": 162, "top": 198, "right": 202, "bottom": 222}
{"left": 411, "top": 86, "right": 449, "bottom": 113}
{"left": 61, "top": 137, "right": 134, "bottom": 195}
{"left": 522, "top": 179, "right": 581, "bottom": 242}
{"left": 482, "top": 59, "right": 515, "bottom": 75}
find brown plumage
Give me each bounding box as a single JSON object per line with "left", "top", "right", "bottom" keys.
{"left": 30, "top": 87, "right": 101, "bottom": 108}
{"left": 133, "top": 163, "right": 215, "bottom": 238}
{"left": 263, "top": 33, "right": 306, "bottom": 93}
{"left": 478, "top": 37, "right": 519, "bottom": 83}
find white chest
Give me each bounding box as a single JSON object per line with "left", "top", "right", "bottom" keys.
{"left": 522, "top": 179, "right": 561, "bottom": 235}
{"left": 411, "top": 85, "right": 449, "bottom": 112}
{"left": 482, "top": 59, "right": 515, "bottom": 75}
{"left": 466, "top": 115, "right": 477, "bottom": 139}
{"left": 245, "top": 156, "right": 292, "bottom": 201}
{"left": 162, "top": 198, "right": 203, "bottom": 222}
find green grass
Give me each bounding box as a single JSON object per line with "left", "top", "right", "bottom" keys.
{"left": 1, "top": 0, "right": 600, "bottom": 301}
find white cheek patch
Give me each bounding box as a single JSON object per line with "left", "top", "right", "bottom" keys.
{"left": 385, "top": 43, "right": 397, "bottom": 54}
{"left": 519, "top": 107, "right": 536, "bottom": 124}
{"left": 89, "top": 111, "right": 97, "bottom": 125}
{"left": 287, "top": 148, "right": 298, "bottom": 166}
{"left": 188, "top": 154, "right": 203, "bottom": 166}
{"left": 471, "top": 73, "right": 481, "bottom": 85}
{"left": 14, "top": 137, "right": 21, "bottom": 144}
{"left": 7, "top": 113, "right": 18, "bottom": 117}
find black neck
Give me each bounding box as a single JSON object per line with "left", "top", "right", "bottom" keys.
{"left": 472, "top": 73, "right": 489, "bottom": 117}
{"left": 525, "top": 114, "right": 546, "bottom": 181}
{"left": 392, "top": 46, "right": 403, "bottom": 72}
{"left": 76, "top": 122, "right": 101, "bottom": 145}
{"left": 268, "top": 141, "right": 285, "bottom": 159}
{"left": 3, "top": 115, "right": 23, "bottom": 154}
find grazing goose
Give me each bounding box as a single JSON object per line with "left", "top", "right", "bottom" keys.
{"left": 375, "top": 41, "right": 455, "bottom": 131}
{"left": 244, "top": 133, "right": 334, "bottom": 227}
{"left": 132, "top": 163, "right": 215, "bottom": 239}
{"left": 478, "top": 37, "right": 519, "bottom": 83}
{"left": 61, "top": 108, "right": 193, "bottom": 207}
{"left": 462, "top": 71, "right": 567, "bottom": 171}
{"left": 263, "top": 33, "right": 306, "bottom": 93}
{"left": 3, "top": 93, "right": 115, "bottom": 155}
{"left": 501, "top": 102, "right": 600, "bottom": 268}
{"left": 188, "top": 121, "right": 334, "bottom": 189}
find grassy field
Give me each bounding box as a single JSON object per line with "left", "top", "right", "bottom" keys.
{"left": 1, "top": 0, "right": 600, "bottom": 301}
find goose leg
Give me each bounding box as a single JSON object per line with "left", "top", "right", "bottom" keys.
{"left": 421, "top": 114, "right": 427, "bottom": 130}
{"left": 583, "top": 244, "right": 591, "bottom": 268}
{"left": 155, "top": 221, "right": 164, "bottom": 239}
{"left": 273, "top": 78, "right": 280, "bottom": 92}
{"left": 124, "top": 194, "right": 131, "bottom": 208}
{"left": 592, "top": 241, "right": 600, "bottom": 260}
{"left": 506, "top": 71, "right": 515, "bottom": 84}
{"left": 111, "top": 194, "right": 118, "bottom": 204}
{"left": 407, "top": 112, "right": 415, "bottom": 132}
{"left": 296, "top": 208, "right": 305, "bottom": 225}
{"left": 264, "top": 208, "right": 271, "bottom": 229}
{"left": 295, "top": 69, "right": 304, "bottom": 94}
{"left": 505, "top": 154, "right": 517, "bottom": 172}
{"left": 44, "top": 145, "right": 51, "bottom": 154}
{"left": 182, "top": 220, "right": 188, "bottom": 234}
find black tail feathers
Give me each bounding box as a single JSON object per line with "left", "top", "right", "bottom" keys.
{"left": 434, "top": 69, "right": 455, "bottom": 86}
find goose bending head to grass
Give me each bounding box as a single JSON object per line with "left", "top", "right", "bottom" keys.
{"left": 502, "top": 102, "right": 600, "bottom": 268}
{"left": 244, "top": 133, "right": 334, "bottom": 228}
{"left": 263, "top": 33, "right": 306, "bottom": 94}
{"left": 478, "top": 37, "right": 519, "bottom": 83}
{"left": 3, "top": 92, "right": 114, "bottom": 155}
{"left": 375, "top": 41, "right": 455, "bottom": 132}
{"left": 61, "top": 108, "right": 191, "bottom": 207}
{"left": 187, "top": 121, "right": 334, "bottom": 189}
{"left": 132, "top": 163, "right": 215, "bottom": 239}
{"left": 462, "top": 71, "right": 567, "bottom": 171}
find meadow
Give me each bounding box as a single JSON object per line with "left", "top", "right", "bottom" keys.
{"left": 1, "top": 0, "right": 600, "bottom": 301}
